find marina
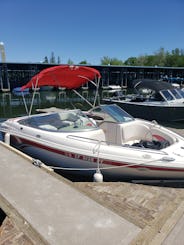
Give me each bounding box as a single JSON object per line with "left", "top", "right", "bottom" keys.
{"left": 2, "top": 66, "right": 184, "bottom": 181}
{"left": 1, "top": 0, "right": 184, "bottom": 243}
{"left": 1, "top": 66, "right": 184, "bottom": 244}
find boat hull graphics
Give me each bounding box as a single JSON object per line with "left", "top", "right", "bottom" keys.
{"left": 10, "top": 135, "right": 184, "bottom": 181}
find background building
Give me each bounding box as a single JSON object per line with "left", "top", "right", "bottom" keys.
{"left": 0, "top": 62, "right": 184, "bottom": 91}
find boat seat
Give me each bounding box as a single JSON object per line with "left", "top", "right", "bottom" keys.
{"left": 150, "top": 127, "right": 177, "bottom": 144}
{"left": 39, "top": 124, "right": 57, "bottom": 131}
{"left": 99, "top": 122, "right": 123, "bottom": 145}
{"left": 59, "top": 112, "right": 79, "bottom": 122}
{"left": 99, "top": 121, "right": 152, "bottom": 145}
{"left": 121, "top": 122, "right": 152, "bottom": 143}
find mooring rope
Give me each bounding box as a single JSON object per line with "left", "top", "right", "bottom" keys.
{"left": 35, "top": 157, "right": 167, "bottom": 171}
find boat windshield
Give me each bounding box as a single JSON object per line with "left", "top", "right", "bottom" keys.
{"left": 19, "top": 110, "right": 98, "bottom": 132}
{"left": 170, "top": 89, "right": 182, "bottom": 99}
{"left": 175, "top": 88, "right": 184, "bottom": 98}
{"left": 160, "top": 89, "right": 184, "bottom": 101}
{"left": 160, "top": 90, "right": 175, "bottom": 101}
{"left": 89, "top": 104, "right": 134, "bottom": 123}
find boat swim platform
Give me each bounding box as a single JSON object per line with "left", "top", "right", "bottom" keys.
{"left": 1, "top": 137, "right": 184, "bottom": 244}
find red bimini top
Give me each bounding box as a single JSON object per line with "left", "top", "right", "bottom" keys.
{"left": 21, "top": 65, "right": 101, "bottom": 91}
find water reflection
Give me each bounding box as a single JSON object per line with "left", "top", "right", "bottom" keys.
{"left": 0, "top": 89, "right": 104, "bottom": 119}
{"left": 1, "top": 89, "right": 184, "bottom": 130}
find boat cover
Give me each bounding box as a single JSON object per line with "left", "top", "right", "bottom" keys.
{"left": 133, "top": 79, "right": 173, "bottom": 92}
{"left": 21, "top": 65, "right": 101, "bottom": 90}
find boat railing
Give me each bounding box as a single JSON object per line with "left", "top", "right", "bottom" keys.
{"left": 67, "top": 134, "right": 105, "bottom": 145}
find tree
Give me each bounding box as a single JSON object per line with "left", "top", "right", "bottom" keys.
{"left": 57, "top": 56, "right": 61, "bottom": 64}
{"left": 110, "top": 58, "right": 124, "bottom": 66}
{"left": 136, "top": 55, "right": 148, "bottom": 66}
{"left": 124, "top": 57, "right": 137, "bottom": 66}
{"left": 153, "top": 47, "right": 166, "bottom": 66}
{"left": 79, "top": 60, "right": 88, "bottom": 64}
{"left": 100, "top": 56, "right": 112, "bottom": 65}
{"left": 67, "top": 58, "right": 74, "bottom": 65}
{"left": 42, "top": 46, "right": 184, "bottom": 67}
{"left": 100, "top": 56, "right": 124, "bottom": 65}
{"left": 50, "top": 52, "right": 56, "bottom": 64}
{"left": 43, "top": 56, "right": 49, "bottom": 63}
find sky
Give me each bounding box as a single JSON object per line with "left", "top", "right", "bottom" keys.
{"left": 0, "top": 0, "right": 184, "bottom": 65}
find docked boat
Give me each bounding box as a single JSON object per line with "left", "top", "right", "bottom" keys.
{"left": 1, "top": 103, "right": 184, "bottom": 181}
{"left": 1, "top": 68, "right": 184, "bottom": 181}
{"left": 12, "top": 87, "right": 30, "bottom": 96}
{"left": 103, "top": 79, "right": 184, "bottom": 122}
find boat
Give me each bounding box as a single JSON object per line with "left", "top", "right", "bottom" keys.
{"left": 103, "top": 79, "right": 184, "bottom": 122}
{"left": 12, "top": 87, "right": 30, "bottom": 96}
{"left": 1, "top": 68, "right": 184, "bottom": 181}
{"left": 1, "top": 103, "right": 184, "bottom": 181}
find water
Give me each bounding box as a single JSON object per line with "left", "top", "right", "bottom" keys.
{"left": 1, "top": 88, "right": 184, "bottom": 126}
{"left": 0, "top": 89, "right": 96, "bottom": 119}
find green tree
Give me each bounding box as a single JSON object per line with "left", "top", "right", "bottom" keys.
{"left": 43, "top": 46, "right": 184, "bottom": 67}
{"left": 50, "top": 52, "right": 56, "bottom": 64}
{"left": 100, "top": 56, "right": 124, "bottom": 65}
{"left": 57, "top": 56, "right": 61, "bottom": 64}
{"left": 79, "top": 60, "right": 88, "bottom": 64}
{"left": 124, "top": 57, "right": 137, "bottom": 66}
{"left": 43, "top": 56, "right": 49, "bottom": 63}
{"left": 100, "top": 56, "right": 111, "bottom": 65}
{"left": 136, "top": 55, "right": 148, "bottom": 66}
{"left": 67, "top": 58, "right": 74, "bottom": 65}
{"left": 153, "top": 47, "right": 166, "bottom": 66}
{"left": 110, "top": 58, "right": 124, "bottom": 66}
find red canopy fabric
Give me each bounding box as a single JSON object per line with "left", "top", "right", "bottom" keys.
{"left": 21, "top": 65, "right": 101, "bottom": 91}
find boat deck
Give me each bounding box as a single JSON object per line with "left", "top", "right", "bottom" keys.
{"left": 1, "top": 127, "right": 184, "bottom": 244}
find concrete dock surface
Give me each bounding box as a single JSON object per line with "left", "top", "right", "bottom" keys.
{"left": 1, "top": 126, "right": 184, "bottom": 244}
{"left": 0, "top": 141, "right": 140, "bottom": 245}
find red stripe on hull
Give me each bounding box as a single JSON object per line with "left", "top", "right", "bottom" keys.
{"left": 11, "top": 135, "right": 184, "bottom": 173}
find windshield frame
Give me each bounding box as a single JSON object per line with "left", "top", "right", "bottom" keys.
{"left": 89, "top": 104, "right": 134, "bottom": 123}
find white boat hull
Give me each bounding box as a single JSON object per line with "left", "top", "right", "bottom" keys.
{"left": 1, "top": 104, "right": 184, "bottom": 181}
{"left": 9, "top": 134, "right": 184, "bottom": 181}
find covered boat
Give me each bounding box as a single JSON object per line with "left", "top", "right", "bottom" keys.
{"left": 103, "top": 79, "right": 184, "bottom": 122}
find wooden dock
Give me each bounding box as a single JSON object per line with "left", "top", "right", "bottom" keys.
{"left": 1, "top": 126, "right": 184, "bottom": 244}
